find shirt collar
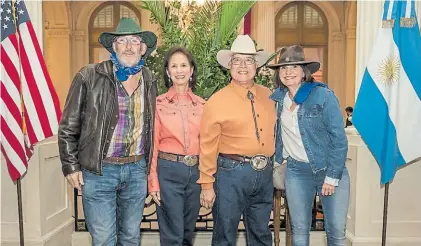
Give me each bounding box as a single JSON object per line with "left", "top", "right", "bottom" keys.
{"left": 165, "top": 86, "right": 197, "bottom": 103}
{"left": 229, "top": 81, "right": 258, "bottom": 100}
{"left": 269, "top": 87, "right": 288, "bottom": 102}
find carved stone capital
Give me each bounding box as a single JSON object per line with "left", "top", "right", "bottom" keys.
{"left": 73, "top": 31, "right": 85, "bottom": 41}
{"left": 332, "top": 31, "right": 344, "bottom": 42}
{"left": 45, "top": 29, "right": 71, "bottom": 38}
{"left": 346, "top": 28, "right": 356, "bottom": 39}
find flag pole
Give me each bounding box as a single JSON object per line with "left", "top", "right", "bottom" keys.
{"left": 16, "top": 178, "right": 25, "bottom": 246}
{"left": 381, "top": 182, "right": 390, "bottom": 246}
{"left": 12, "top": 0, "right": 25, "bottom": 244}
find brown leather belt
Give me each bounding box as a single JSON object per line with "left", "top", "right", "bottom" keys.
{"left": 158, "top": 151, "right": 199, "bottom": 166}
{"left": 103, "top": 155, "right": 144, "bottom": 164}
{"left": 219, "top": 154, "right": 253, "bottom": 162}
{"left": 219, "top": 153, "right": 270, "bottom": 171}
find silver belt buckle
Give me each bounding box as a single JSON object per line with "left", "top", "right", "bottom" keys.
{"left": 183, "top": 155, "right": 198, "bottom": 167}
{"left": 250, "top": 155, "right": 268, "bottom": 171}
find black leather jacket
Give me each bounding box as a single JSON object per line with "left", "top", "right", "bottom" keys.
{"left": 58, "top": 60, "right": 157, "bottom": 176}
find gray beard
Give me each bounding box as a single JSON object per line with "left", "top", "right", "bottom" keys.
{"left": 116, "top": 54, "right": 142, "bottom": 67}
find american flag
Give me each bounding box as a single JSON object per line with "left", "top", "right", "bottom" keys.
{"left": 1, "top": 0, "right": 61, "bottom": 181}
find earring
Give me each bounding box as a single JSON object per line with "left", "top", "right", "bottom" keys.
{"left": 189, "top": 77, "right": 192, "bottom": 82}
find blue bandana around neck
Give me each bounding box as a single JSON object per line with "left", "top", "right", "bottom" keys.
{"left": 293, "top": 82, "right": 327, "bottom": 104}
{"left": 110, "top": 52, "right": 145, "bottom": 82}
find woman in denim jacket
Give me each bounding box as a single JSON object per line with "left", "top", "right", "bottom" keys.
{"left": 268, "top": 45, "right": 350, "bottom": 246}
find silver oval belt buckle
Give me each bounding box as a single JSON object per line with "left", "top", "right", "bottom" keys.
{"left": 183, "top": 155, "right": 198, "bottom": 167}
{"left": 250, "top": 155, "right": 268, "bottom": 171}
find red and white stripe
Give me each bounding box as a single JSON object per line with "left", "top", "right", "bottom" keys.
{"left": 1, "top": 33, "right": 29, "bottom": 181}
{"left": 18, "top": 21, "right": 61, "bottom": 146}
{"left": 1, "top": 21, "right": 61, "bottom": 181}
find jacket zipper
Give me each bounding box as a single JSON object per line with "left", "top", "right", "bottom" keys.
{"left": 99, "top": 74, "right": 116, "bottom": 176}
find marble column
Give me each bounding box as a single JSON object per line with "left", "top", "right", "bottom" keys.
{"left": 40, "top": 1, "right": 72, "bottom": 110}
{"left": 71, "top": 31, "right": 86, "bottom": 76}
{"left": 44, "top": 29, "right": 71, "bottom": 110}
{"left": 329, "top": 31, "right": 346, "bottom": 110}
{"left": 345, "top": 1, "right": 357, "bottom": 108}
{"left": 345, "top": 28, "right": 356, "bottom": 107}
{"left": 250, "top": 1, "right": 275, "bottom": 55}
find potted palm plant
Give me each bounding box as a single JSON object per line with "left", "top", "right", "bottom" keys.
{"left": 140, "top": 0, "right": 278, "bottom": 98}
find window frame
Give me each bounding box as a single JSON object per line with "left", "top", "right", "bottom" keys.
{"left": 275, "top": 2, "right": 328, "bottom": 82}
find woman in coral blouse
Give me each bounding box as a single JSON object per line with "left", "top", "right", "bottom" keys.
{"left": 148, "top": 47, "right": 205, "bottom": 246}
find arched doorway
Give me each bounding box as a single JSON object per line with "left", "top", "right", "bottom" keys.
{"left": 275, "top": 2, "right": 328, "bottom": 82}
{"left": 89, "top": 2, "right": 141, "bottom": 63}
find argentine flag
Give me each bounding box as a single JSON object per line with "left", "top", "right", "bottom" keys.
{"left": 353, "top": 0, "right": 421, "bottom": 184}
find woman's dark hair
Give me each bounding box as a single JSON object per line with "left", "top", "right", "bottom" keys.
{"left": 274, "top": 65, "right": 315, "bottom": 88}
{"left": 163, "top": 47, "right": 198, "bottom": 89}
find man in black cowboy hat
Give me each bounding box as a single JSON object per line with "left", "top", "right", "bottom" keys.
{"left": 58, "top": 17, "right": 157, "bottom": 245}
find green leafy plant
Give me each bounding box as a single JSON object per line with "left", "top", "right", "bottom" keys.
{"left": 140, "top": 0, "right": 277, "bottom": 98}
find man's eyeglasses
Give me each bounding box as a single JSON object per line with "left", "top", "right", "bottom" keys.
{"left": 114, "top": 37, "right": 142, "bottom": 45}
{"left": 230, "top": 57, "right": 256, "bottom": 66}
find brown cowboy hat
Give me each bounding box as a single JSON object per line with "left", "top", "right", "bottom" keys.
{"left": 267, "top": 45, "right": 320, "bottom": 74}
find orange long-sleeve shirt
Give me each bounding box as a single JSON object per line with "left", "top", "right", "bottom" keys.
{"left": 198, "top": 82, "right": 277, "bottom": 189}
{"left": 148, "top": 87, "right": 205, "bottom": 192}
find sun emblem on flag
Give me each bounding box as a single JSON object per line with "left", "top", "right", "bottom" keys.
{"left": 378, "top": 56, "right": 400, "bottom": 85}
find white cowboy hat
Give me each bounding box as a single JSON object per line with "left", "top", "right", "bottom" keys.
{"left": 216, "top": 35, "right": 269, "bottom": 69}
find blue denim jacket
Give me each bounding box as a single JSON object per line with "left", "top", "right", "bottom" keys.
{"left": 270, "top": 85, "right": 348, "bottom": 179}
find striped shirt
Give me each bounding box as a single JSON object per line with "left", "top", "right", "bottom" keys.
{"left": 106, "top": 76, "right": 145, "bottom": 157}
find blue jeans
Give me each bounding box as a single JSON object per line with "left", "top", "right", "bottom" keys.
{"left": 212, "top": 156, "right": 273, "bottom": 246}
{"left": 156, "top": 158, "right": 201, "bottom": 246}
{"left": 285, "top": 157, "right": 350, "bottom": 246}
{"left": 82, "top": 159, "right": 147, "bottom": 246}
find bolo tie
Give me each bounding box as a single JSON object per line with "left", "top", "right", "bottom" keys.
{"left": 247, "top": 91, "right": 260, "bottom": 143}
